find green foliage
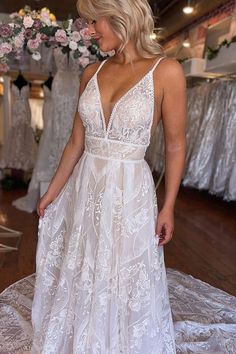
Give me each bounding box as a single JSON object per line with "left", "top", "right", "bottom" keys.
{"left": 207, "top": 35, "right": 236, "bottom": 60}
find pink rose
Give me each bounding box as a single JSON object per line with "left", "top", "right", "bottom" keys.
{"left": 80, "top": 28, "right": 91, "bottom": 41}
{"left": 71, "top": 31, "right": 81, "bottom": 42}
{"left": 0, "top": 24, "right": 13, "bottom": 37}
{"left": 23, "top": 15, "right": 34, "bottom": 29}
{"left": 73, "top": 18, "right": 87, "bottom": 31}
{"left": 24, "top": 28, "right": 33, "bottom": 39}
{"left": 0, "top": 43, "right": 13, "bottom": 55}
{"left": 55, "top": 29, "right": 67, "bottom": 44}
{"left": 14, "top": 35, "right": 24, "bottom": 49}
{"left": 0, "top": 62, "right": 9, "bottom": 72}
{"left": 61, "top": 38, "right": 69, "bottom": 47}
{"left": 40, "top": 33, "right": 49, "bottom": 41}
{"left": 27, "top": 38, "right": 40, "bottom": 50}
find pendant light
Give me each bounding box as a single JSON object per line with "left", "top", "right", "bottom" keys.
{"left": 183, "top": 0, "right": 194, "bottom": 14}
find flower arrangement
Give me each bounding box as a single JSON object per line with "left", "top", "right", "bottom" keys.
{"left": 0, "top": 6, "right": 105, "bottom": 72}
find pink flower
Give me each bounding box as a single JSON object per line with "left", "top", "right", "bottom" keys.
{"left": 73, "top": 18, "right": 87, "bottom": 31}
{"left": 40, "top": 33, "right": 49, "bottom": 41}
{"left": 13, "top": 35, "right": 24, "bottom": 49}
{"left": 79, "top": 56, "right": 90, "bottom": 68}
{"left": 33, "top": 18, "right": 42, "bottom": 30}
{"left": 0, "top": 62, "right": 9, "bottom": 72}
{"left": 0, "top": 43, "right": 13, "bottom": 55}
{"left": 23, "top": 15, "right": 34, "bottom": 29}
{"left": 27, "top": 38, "right": 40, "bottom": 50}
{"left": 61, "top": 38, "right": 69, "bottom": 47}
{"left": 0, "top": 24, "right": 13, "bottom": 37}
{"left": 80, "top": 28, "right": 91, "bottom": 41}
{"left": 71, "top": 31, "right": 81, "bottom": 42}
{"left": 55, "top": 29, "right": 67, "bottom": 44}
{"left": 9, "top": 12, "right": 20, "bottom": 20}
{"left": 24, "top": 28, "right": 33, "bottom": 39}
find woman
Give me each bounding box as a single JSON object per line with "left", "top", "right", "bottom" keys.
{"left": 30, "top": 0, "right": 186, "bottom": 352}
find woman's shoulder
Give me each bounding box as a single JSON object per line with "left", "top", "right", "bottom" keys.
{"left": 155, "top": 56, "right": 185, "bottom": 79}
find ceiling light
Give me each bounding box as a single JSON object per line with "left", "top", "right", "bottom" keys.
{"left": 183, "top": 40, "right": 191, "bottom": 48}
{"left": 183, "top": 0, "right": 194, "bottom": 14}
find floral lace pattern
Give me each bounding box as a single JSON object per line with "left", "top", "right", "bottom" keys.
{"left": 1, "top": 269, "right": 236, "bottom": 353}
{"left": 28, "top": 57, "right": 179, "bottom": 353}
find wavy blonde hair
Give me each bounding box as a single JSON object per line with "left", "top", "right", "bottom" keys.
{"left": 76, "top": 0, "right": 163, "bottom": 58}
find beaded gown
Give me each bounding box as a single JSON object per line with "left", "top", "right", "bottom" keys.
{"left": 30, "top": 57, "right": 176, "bottom": 354}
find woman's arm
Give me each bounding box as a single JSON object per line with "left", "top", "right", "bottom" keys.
{"left": 155, "top": 59, "right": 187, "bottom": 245}
{"left": 37, "top": 62, "right": 100, "bottom": 217}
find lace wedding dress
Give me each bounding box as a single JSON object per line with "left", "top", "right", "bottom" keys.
{"left": 47, "top": 47, "right": 83, "bottom": 180}
{"left": 0, "top": 84, "right": 37, "bottom": 171}
{"left": 30, "top": 57, "right": 176, "bottom": 353}
{"left": 12, "top": 85, "right": 53, "bottom": 212}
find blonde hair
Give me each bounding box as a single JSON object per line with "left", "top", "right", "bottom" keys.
{"left": 76, "top": 0, "right": 163, "bottom": 58}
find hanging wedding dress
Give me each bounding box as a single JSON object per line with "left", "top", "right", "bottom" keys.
{"left": 47, "top": 47, "right": 83, "bottom": 180}
{"left": 209, "top": 81, "right": 236, "bottom": 200}
{"left": 183, "top": 81, "right": 225, "bottom": 189}
{"left": 12, "top": 85, "right": 53, "bottom": 212}
{"left": 0, "top": 84, "right": 37, "bottom": 171}
{"left": 29, "top": 57, "right": 176, "bottom": 353}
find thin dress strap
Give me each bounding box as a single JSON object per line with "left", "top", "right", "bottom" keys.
{"left": 150, "top": 56, "right": 166, "bottom": 73}
{"left": 94, "top": 59, "right": 108, "bottom": 76}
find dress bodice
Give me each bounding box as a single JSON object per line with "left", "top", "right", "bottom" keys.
{"left": 78, "top": 57, "right": 164, "bottom": 161}
{"left": 11, "top": 84, "right": 31, "bottom": 126}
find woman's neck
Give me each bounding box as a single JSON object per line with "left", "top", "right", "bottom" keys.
{"left": 113, "top": 42, "right": 142, "bottom": 64}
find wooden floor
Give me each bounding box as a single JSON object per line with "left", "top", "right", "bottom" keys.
{"left": 0, "top": 182, "right": 236, "bottom": 296}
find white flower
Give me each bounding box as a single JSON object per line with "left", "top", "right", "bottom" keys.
{"left": 32, "top": 51, "right": 41, "bottom": 61}
{"left": 23, "top": 15, "right": 34, "bottom": 29}
{"left": 78, "top": 46, "right": 89, "bottom": 56}
{"left": 71, "top": 31, "right": 81, "bottom": 42}
{"left": 69, "top": 40, "right": 78, "bottom": 51}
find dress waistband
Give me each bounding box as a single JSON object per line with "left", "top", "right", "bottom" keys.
{"left": 84, "top": 136, "right": 146, "bottom": 163}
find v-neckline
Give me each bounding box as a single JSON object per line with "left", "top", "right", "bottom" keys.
{"left": 95, "top": 59, "right": 158, "bottom": 136}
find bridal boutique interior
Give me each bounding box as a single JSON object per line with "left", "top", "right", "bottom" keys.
{"left": 0, "top": 0, "right": 236, "bottom": 353}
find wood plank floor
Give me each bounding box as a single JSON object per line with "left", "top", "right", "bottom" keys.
{"left": 0, "top": 182, "right": 236, "bottom": 296}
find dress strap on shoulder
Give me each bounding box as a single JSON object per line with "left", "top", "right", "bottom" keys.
{"left": 95, "top": 59, "right": 108, "bottom": 75}
{"left": 151, "top": 56, "right": 166, "bottom": 73}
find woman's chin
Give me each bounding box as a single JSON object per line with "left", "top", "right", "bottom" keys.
{"left": 99, "top": 43, "right": 115, "bottom": 53}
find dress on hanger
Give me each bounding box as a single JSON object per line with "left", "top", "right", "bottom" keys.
{"left": 0, "top": 81, "right": 37, "bottom": 171}
{"left": 12, "top": 84, "right": 53, "bottom": 212}
{"left": 30, "top": 57, "right": 176, "bottom": 353}
{"left": 46, "top": 47, "right": 83, "bottom": 181}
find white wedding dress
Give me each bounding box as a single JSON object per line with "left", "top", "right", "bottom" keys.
{"left": 47, "top": 47, "right": 82, "bottom": 180}
{"left": 30, "top": 57, "right": 176, "bottom": 353}
{"left": 0, "top": 84, "right": 37, "bottom": 171}
{"left": 12, "top": 85, "right": 53, "bottom": 212}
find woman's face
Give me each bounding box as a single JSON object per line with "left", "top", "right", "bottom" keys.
{"left": 88, "top": 17, "right": 121, "bottom": 52}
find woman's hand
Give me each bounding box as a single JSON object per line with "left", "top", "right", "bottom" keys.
{"left": 37, "top": 192, "right": 55, "bottom": 218}
{"left": 155, "top": 208, "right": 174, "bottom": 246}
